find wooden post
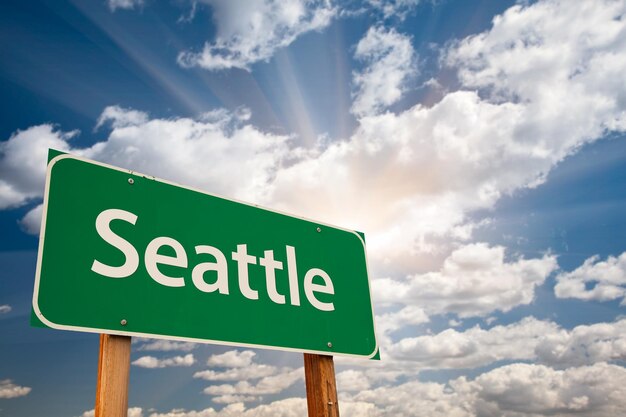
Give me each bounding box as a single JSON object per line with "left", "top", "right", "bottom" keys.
{"left": 304, "top": 354, "right": 339, "bottom": 417}
{"left": 95, "top": 334, "right": 132, "bottom": 417}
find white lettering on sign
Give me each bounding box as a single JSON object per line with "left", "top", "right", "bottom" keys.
{"left": 90, "top": 208, "right": 335, "bottom": 311}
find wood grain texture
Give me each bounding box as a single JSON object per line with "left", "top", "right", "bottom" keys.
{"left": 95, "top": 334, "right": 132, "bottom": 417}
{"left": 304, "top": 354, "right": 339, "bottom": 417}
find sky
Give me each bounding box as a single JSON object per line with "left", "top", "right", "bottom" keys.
{"left": 1, "top": 0, "right": 626, "bottom": 416}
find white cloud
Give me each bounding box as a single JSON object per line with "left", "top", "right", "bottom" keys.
{"left": 535, "top": 319, "right": 626, "bottom": 367}
{"left": 555, "top": 252, "right": 626, "bottom": 303}
{"left": 337, "top": 369, "right": 371, "bottom": 392}
{"left": 0, "top": 108, "right": 291, "bottom": 220}
{"left": 80, "top": 362, "right": 626, "bottom": 416}
{"left": 96, "top": 105, "right": 149, "bottom": 130}
{"left": 202, "top": 367, "right": 303, "bottom": 398}
{"left": 107, "top": 0, "right": 144, "bottom": 12}
{"left": 132, "top": 354, "right": 195, "bottom": 368}
{"left": 388, "top": 316, "right": 558, "bottom": 369}
{"left": 364, "top": 317, "right": 626, "bottom": 377}
{"left": 0, "top": 379, "right": 31, "bottom": 399}
{"left": 194, "top": 364, "right": 277, "bottom": 381}
{"left": 374, "top": 243, "right": 557, "bottom": 317}
{"left": 134, "top": 339, "right": 197, "bottom": 352}
{"left": 19, "top": 203, "right": 43, "bottom": 235}
{"left": 351, "top": 26, "right": 416, "bottom": 117}
{"left": 345, "top": 362, "right": 626, "bottom": 417}
{"left": 146, "top": 398, "right": 307, "bottom": 417}
{"left": 462, "top": 362, "right": 626, "bottom": 417}
{"left": 0, "top": 125, "right": 73, "bottom": 209}
{"left": 206, "top": 350, "right": 256, "bottom": 368}
{"left": 177, "top": 0, "right": 335, "bottom": 70}
{"left": 0, "top": 305, "right": 11, "bottom": 314}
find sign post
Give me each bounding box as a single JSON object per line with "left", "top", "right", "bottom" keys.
{"left": 304, "top": 354, "right": 340, "bottom": 417}
{"left": 95, "top": 335, "right": 131, "bottom": 417}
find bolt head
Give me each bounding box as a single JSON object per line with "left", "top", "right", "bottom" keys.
{"left": 316, "top": 227, "right": 321, "bottom": 233}
{"left": 327, "top": 342, "right": 332, "bottom": 348}
{"left": 128, "top": 178, "right": 134, "bottom": 185}
{"left": 120, "top": 319, "right": 128, "bottom": 326}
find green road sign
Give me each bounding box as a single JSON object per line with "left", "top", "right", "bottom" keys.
{"left": 32, "top": 152, "right": 378, "bottom": 358}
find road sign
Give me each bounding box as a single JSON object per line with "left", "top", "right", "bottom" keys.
{"left": 32, "top": 152, "right": 378, "bottom": 358}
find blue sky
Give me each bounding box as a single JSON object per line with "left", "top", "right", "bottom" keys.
{"left": 2, "top": 0, "right": 626, "bottom": 416}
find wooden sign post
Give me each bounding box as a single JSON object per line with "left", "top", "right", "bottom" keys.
{"left": 304, "top": 354, "right": 340, "bottom": 417}
{"left": 95, "top": 334, "right": 132, "bottom": 417}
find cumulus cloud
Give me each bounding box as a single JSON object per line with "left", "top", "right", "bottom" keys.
{"left": 0, "top": 108, "right": 291, "bottom": 218}
{"left": 205, "top": 350, "right": 256, "bottom": 368}
{"left": 0, "top": 379, "right": 31, "bottom": 399}
{"left": 0, "top": 304, "right": 11, "bottom": 314}
{"left": 194, "top": 350, "right": 302, "bottom": 404}
{"left": 0, "top": 125, "right": 73, "bottom": 209}
{"left": 146, "top": 398, "right": 307, "bottom": 417}
{"left": 355, "top": 317, "right": 626, "bottom": 381}
{"left": 463, "top": 362, "right": 626, "bottom": 417}
{"left": 388, "top": 316, "right": 558, "bottom": 369}
{"left": 177, "top": 0, "right": 335, "bottom": 70}
{"left": 202, "top": 367, "right": 304, "bottom": 403}
{"left": 95, "top": 105, "right": 149, "bottom": 130}
{"left": 19, "top": 203, "right": 43, "bottom": 235}
{"left": 555, "top": 252, "right": 626, "bottom": 303}
{"left": 132, "top": 354, "right": 195, "bottom": 368}
{"left": 337, "top": 369, "right": 372, "bottom": 392}
{"left": 374, "top": 243, "right": 557, "bottom": 317}
{"left": 345, "top": 362, "right": 626, "bottom": 417}
{"left": 351, "top": 26, "right": 416, "bottom": 117}
{"left": 134, "top": 339, "right": 197, "bottom": 352}
{"left": 194, "top": 364, "right": 277, "bottom": 381}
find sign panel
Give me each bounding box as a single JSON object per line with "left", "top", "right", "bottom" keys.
{"left": 33, "top": 152, "right": 378, "bottom": 358}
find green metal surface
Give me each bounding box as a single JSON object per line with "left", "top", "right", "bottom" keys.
{"left": 32, "top": 152, "right": 377, "bottom": 358}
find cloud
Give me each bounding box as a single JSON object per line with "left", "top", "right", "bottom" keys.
{"left": 19, "top": 203, "right": 43, "bottom": 235}
{"left": 146, "top": 398, "right": 307, "bottom": 417}
{"left": 388, "top": 316, "right": 558, "bottom": 369}
{"left": 351, "top": 26, "right": 416, "bottom": 117}
{"left": 535, "top": 319, "right": 626, "bottom": 367}
{"left": 134, "top": 339, "right": 197, "bottom": 352}
{"left": 194, "top": 364, "right": 277, "bottom": 381}
{"left": 107, "top": 0, "right": 144, "bottom": 12}
{"left": 195, "top": 350, "right": 303, "bottom": 404}
{"left": 202, "top": 367, "right": 304, "bottom": 403}
{"left": 367, "top": 0, "right": 421, "bottom": 20}
{"left": 336, "top": 369, "right": 371, "bottom": 392}
{"left": 357, "top": 317, "right": 626, "bottom": 379}
{"left": 345, "top": 362, "right": 626, "bottom": 417}
{"left": 177, "top": 0, "right": 335, "bottom": 71}
{"left": 0, "top": 379, "right": 31, "bottom": 399}
{"left": 463, "top": 362, "right": 626, "bottom": 417}
{"left": 373, "top": 243, "right": 557, "bottom": 317}
{"left": 0, "top": 108, "right": 291, "bottom": 215}
{"left": 0, "top": 305, "right": 11, "bottom": 314}
{"left": 0, "top": 125, "right": 73, "bottom": 209}
{"left": 555, "top": 252, "right": 626, "bottom": 303}
{"left": 205, "top": 350, "right": 256, "bottom": 368}
{"left": 132, "top": 354, "right": 195, "bottom": 368}
{"left": 95, "top": 105, "right": 149, "bottom": 130}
